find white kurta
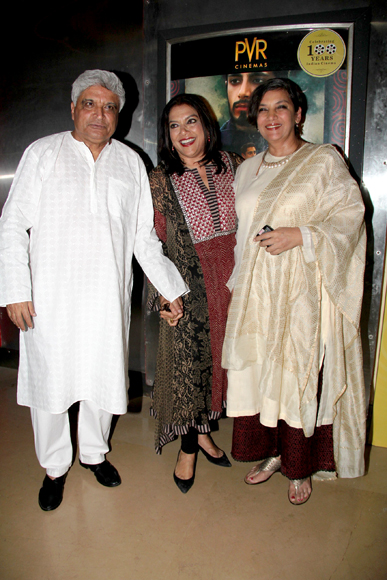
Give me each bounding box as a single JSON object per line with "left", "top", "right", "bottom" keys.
{"left": 0, "top": 132, "right": 188, "bottom": 414}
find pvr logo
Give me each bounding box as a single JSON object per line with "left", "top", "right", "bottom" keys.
{"left": 235, "top": 38, "right": 267, "bottom": 62}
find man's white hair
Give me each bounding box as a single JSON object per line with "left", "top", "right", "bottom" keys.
{"left": 71, "top": 69, "right": 126, "bottom": 111}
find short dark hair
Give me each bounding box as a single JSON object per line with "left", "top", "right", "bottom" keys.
{"left": 241, "top": 142, "right": 256, "bottom": 155}
{"left": 159, "top": 93, "right": 226, "bottom": 175}
{"left": 248, "top": 78, "right": 308, "bottom": 136}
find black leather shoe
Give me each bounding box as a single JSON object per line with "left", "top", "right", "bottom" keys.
{"left": 173, "top": 450, "right": 196, "bottom": 494}
{"left": 79, "top": 459, "right": 121, "bottom": 487}
{"left": 199, "top": 446, "right": 232, "bottom": 467}
{"left": 38, "top": 474, "right": 66, "bottom": 511}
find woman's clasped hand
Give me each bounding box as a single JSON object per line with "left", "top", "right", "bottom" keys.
{"left": 255, "top": 226, "right": 303, "bottom": 255}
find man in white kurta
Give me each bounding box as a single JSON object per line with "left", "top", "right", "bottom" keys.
{"left": 0, "top": 70, "right": 188, "bottom": 511}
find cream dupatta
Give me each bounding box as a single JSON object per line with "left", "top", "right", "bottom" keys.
{"left": 222, "top": 143, "right": 367, "bottom": 477}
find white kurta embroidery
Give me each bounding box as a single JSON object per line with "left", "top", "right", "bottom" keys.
{"left": 0, "top": 132, "right": 188, "bottom": 414}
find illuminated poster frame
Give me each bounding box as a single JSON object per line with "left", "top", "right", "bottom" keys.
{"left": 157, "top": 9, "right": 370, "bottom": 177}
{"left": 144, "top": 10, "right": 369, "bottom": 386}
{"left": 165, "top": 24, "right": 353, "bottom": 159}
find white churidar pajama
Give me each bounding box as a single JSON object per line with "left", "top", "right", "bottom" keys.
{"left": 0, "top": 132, "right": 189, "bottom": 474}
{"left": 31, "top": 401, "right": 113, "bottom": 477}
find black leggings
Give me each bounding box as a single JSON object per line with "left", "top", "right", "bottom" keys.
{"left": 181, "top": 428, "right": 199, "bottom": 454}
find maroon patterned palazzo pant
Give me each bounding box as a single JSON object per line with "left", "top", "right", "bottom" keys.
{"left": 231, "top": 364, "right": 336, "bottom": 479}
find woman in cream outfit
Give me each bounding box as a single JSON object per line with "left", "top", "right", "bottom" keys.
{"left": 222, "top": 78, "right": 366, "bottom": 505}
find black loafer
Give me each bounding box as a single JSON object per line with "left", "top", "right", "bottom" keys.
{"left": 199, "top": 446, "right": 232, "bottom": 467}
{"left": 79, "top": 459, "right": 121, "bottom": 487}
{"left": 38, "top": 474, "right": 66, "bottom": 511}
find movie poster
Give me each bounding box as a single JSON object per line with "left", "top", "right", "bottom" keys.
{"left": 168, "top": 26, "right": 351, "bottom": 159}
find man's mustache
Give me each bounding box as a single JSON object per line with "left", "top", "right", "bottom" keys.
{"left": 232, "top": 99, "right": 250, "bottom": 112}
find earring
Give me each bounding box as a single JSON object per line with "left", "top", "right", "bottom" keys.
{"left": 207, "top": 136, "right": 210, "bottom": 142}
{"left": 172, "top": 146, "right": 174, "bottom": 151}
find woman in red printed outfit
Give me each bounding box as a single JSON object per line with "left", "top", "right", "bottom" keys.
{"left": 148, "top": 94, "right": 243, "bottom": 493}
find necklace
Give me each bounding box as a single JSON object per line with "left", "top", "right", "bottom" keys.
{"left": 256, "top": 142, "right": 304, "bottom": 175}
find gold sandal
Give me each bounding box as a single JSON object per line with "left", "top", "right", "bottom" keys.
{"left": 288, "top": 477, "right": 312, "bottom": 505}
{"left": 244, "top": 456, "right": 281, "bottom": 485}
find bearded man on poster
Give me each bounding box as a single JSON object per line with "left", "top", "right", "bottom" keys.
{"left": 220, "top": 71, "right": 274, "bottom": 154}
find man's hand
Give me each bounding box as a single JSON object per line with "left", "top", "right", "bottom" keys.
{"left": 254, "top": 227, "right": 303, "bottom": 255}
{"left": 159, "top": 296, "right": 184, "bottom": 327}
{"left": 6, "top": 301, "right": 36, "bottom": 331}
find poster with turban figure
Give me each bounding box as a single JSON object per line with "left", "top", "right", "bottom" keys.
{"left": 167, "top": 25, "right": 350, "bottom": 159}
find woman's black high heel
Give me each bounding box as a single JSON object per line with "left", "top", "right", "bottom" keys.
{"left": 173, "top": 450, "right": 197, "bottom": 494}
{"left": 198, "top": 445, "right": 232, "bottom": 467}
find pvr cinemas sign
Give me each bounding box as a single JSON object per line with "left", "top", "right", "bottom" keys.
{"left": 234, "top": 37, "right": 268, "bottom": 69}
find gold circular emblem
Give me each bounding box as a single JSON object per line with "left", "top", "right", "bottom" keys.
{"left": 297, "top": 29, "right": 346, "bottom": 78}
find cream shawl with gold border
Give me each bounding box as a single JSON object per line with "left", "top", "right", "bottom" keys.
{"left": 222, "top": 143, "right": 366, "bottom": 477}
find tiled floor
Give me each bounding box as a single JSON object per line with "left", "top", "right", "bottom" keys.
{"left": 1, "top": 364, "right": 386, "bottom": 580}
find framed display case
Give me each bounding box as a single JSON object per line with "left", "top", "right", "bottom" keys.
{"left": 144, "top": 9, "right": 373, "bottom": 390}
{"left": 156, "top": 9, "right": 370, "bottom": 179}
